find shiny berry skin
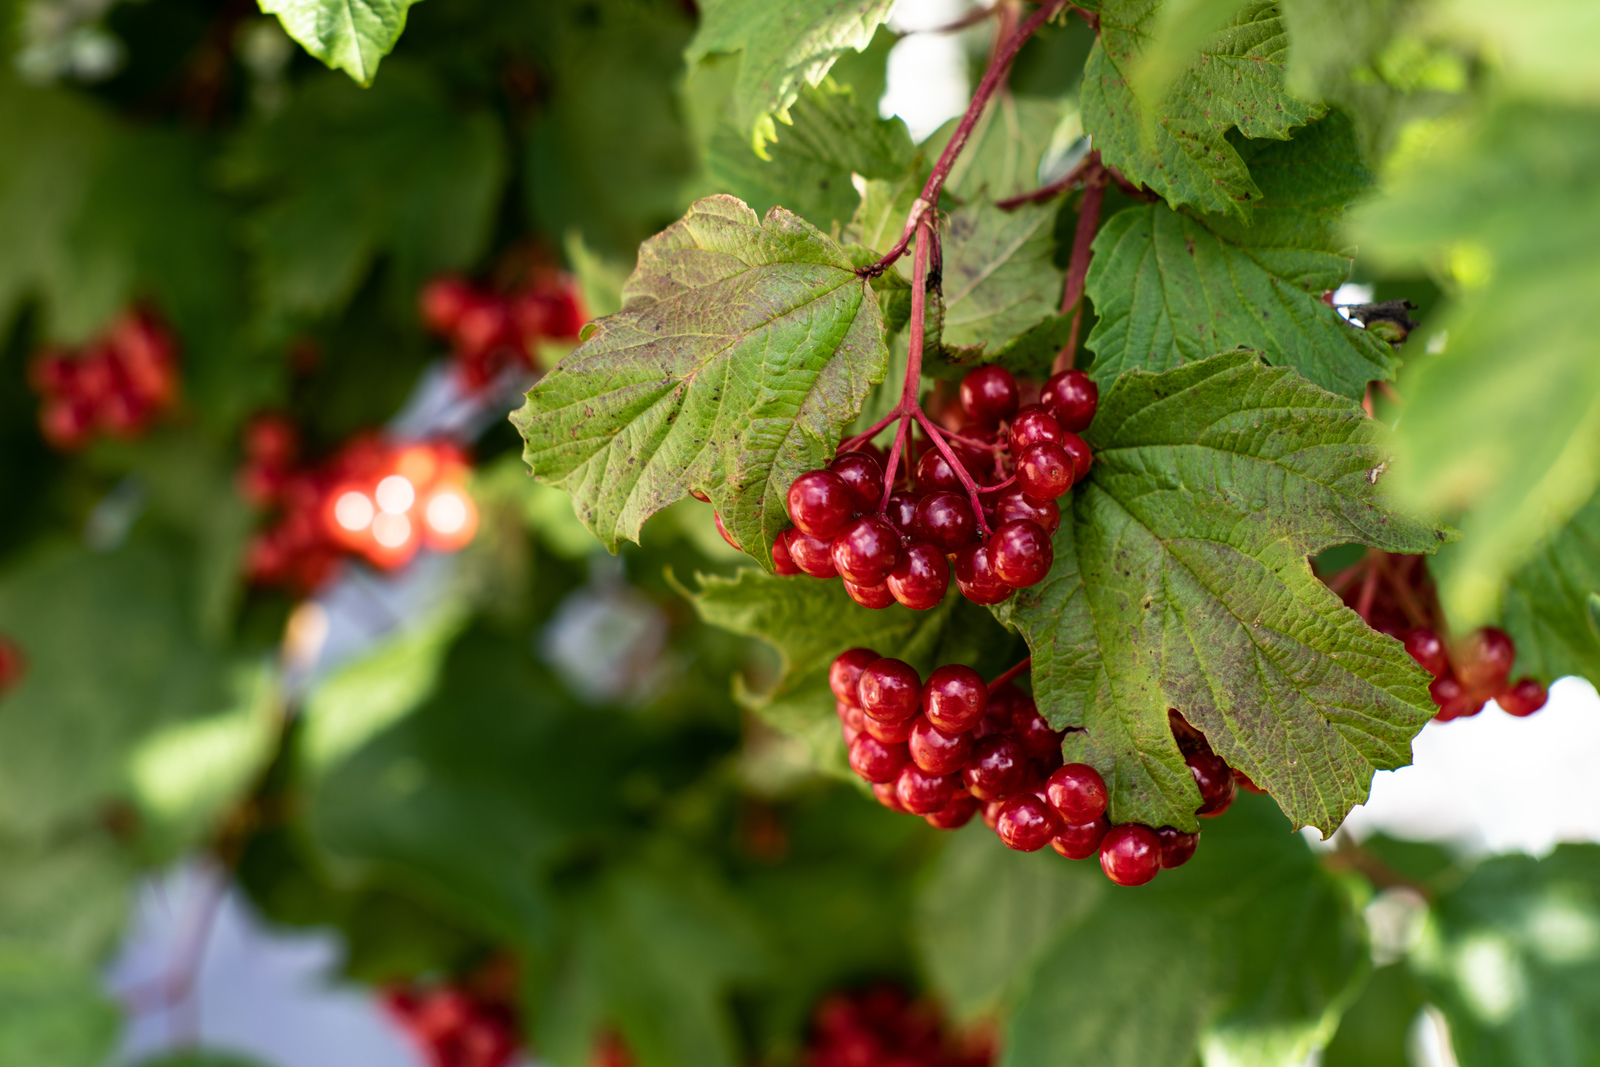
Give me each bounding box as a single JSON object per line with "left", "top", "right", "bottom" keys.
{"left": 1100, "top": 824, "right": 1162, "bottom": 886}
{"left": 909, "top": 717, "right": 973, "bottom": 776}
{"left": 830, "top": 648, "right": 880, "bottom": 705}
{"left": 887, "top": 542, "right": 949, "bottom": 610}
{"left": 1498, "top": 677, "right": 1548, "bottom": 717}
{"left": 1041, "top": 369, "right": 1098, "bottom": 432}
{"left": 787, "top": 469, "right": 855, "bottom": 539}
{"left": 962, "top": 736, "right": 1028, "bottom": 801}
{"left": 995, "top": 794, "right": 1059, "bottom": 851}
{"left": 772, "top": 529, "right": 802, "bottom": 575}
{"left": 1059, "top": 431, "right": 1093, "bottom": 482}
{"left": 981, "top": 799, "right": 1005, "bottom": 831}
{"left": 959, "top": 365, "right": 1020, "bottom": 426}
{"left": 1052, "top": 815, "right": 1109, "bottom": 860}
{"left": 857, "top": 658, "right": 922, "bottom": 723}
{"left": 1429, "top": 674, "right": 1485, "bottom": 720}
{"left": 832, "top": 516, "right": 903, "bottom": 585}
{"left": 925, "top": 792, "right": 981, "bottom": 830}
{"left": 885, "top": 491, "right": 920, "bottom": 539}
{"left": 1156, "top": 825, "right": 1199, "bottom": 869}
{"left": 1009, "top": 405, "right": 1064, "bottom": 452}
{"left": 1045, "top": 763, "right": 1108, "bottom": 824}
{"left": 848, "top": 734, "right": 909, "bottom": 783}
{"left": 787, "top": 530, "right": 838, "bottom": 578}
{"left": 895, "top": 764, "right": 958, "bottom": 815}
{"left": 1011, "top": 700, "right": 1060, "bottom": 760}
{"left": 1187, "top": 751, "right": 1237, "bottom": 817}
{"left": 921, "top": 664, "right": 988, "bottom": 732}
{"left": 844, "top": 578, "right": 895, "bottom": 609}
{"left": 914, "top": 448, "right": 963, "bottom": 494}
{"left": 954, "top": 543, "right": 1012, "bottom": 605}
{"left": 1403, "top": 628, "right": 1449, "bottom": 678}
{"left": 838, "top": 704, "right": 865, "bottom": 746}
{"left": 1457, "top": 627, "right": 1516, "bottom": 691}
{"left": 912, "top": 491, "right": 976, "bottom": 553}
{"left": 990, "top": 520, "right": 1053, "bottom": 588}
{"left": 873, "top": 780, "right": 909, "bottom": 812}
{"left": 992, "top": 486, "right": 1060, "bottom": 536}
{"left": 830, "top": 451, "right": 885, "bottom": 513}
{"left": 863, "top": 713, "right": 915, "bottom": 744}
{"left": 1016, "top": 442, "right": 1075, "bottom": 501}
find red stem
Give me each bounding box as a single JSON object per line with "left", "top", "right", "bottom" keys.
{"left": 914, "top": 408, "right": 993, "bottom": 537}
{"left": 988, "top": 656, "right": 1033, "bottom": 692}
{"left": 1053, "top": 160, "right": 1107, "bottom": 375}
{"left": 995, "top": 155, "right": 1092, "bottom": 211}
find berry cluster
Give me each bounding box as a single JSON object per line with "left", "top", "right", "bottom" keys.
{"left": 420, "top": 272, "right": 586, "bottom": 389}
{"left": 27, "top": 311, "right": 178, "bottom": 450}
{"left": 834, "top": 650, "right": 1256, "bottom": 887}
{"left": 1404, "top": 626, "right": 1549, "bottom": 721}
{"left": 773, "top": 367, "right": 1098, "bottom": 610}
{"left": 803, "top": 985, "right": 993, "bottom": 1067}
{"left": 241, "top": 417, "right": 479, "bottom": 592}
{"left": 382, "top": 985, "right": 519, "bottom": 1067}
{"left": 0, "top": 634, "right": 24, "bottom": 695}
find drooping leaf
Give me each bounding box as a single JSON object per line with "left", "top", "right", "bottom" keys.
{"left": 686, "top": 0, "right": 896, "bottom": 154}
{"left": 1086, "top": 112, "right": 1397, "bottom": 399}
{"left": 1351, "top": 102, "right": 1600, "bottom": 625}
{"left": 1499, "top": 491, "right": 1600, "bottom": 686}
{"left": 1082, "top": 0, "right": 1324, "bottom": 219}
{"left": 257, "top": 0, "right": 423, "bottom": 85}
{"left": 993, "top": 351, "right": 1448, "bottom": 834}
{"left": 938, "top": 198, "right": 1064, "bottom": 362}
{"left": 511, "top": 195, "right": 889, "bottom": 570}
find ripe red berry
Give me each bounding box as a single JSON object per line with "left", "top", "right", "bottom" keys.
{"left": 921, "top": 664, "right": 988, "bottom": 732}
{"left": 830, "top": 451, "right": 885, "bottom": 513}
{"left": 863, "top": 712, "right": 916, "bottom": 743}
{"left": 772, "top": 529, "right": 802, "bottom": 575}
{"left": 832, "top": 516, "right": 902, "bottom": 585}
{"left": 243, "top": 413, "right": 300, "bottom": 469}
{"left": 1041, "top": 369, "right": 1098, "bottom": 432}
{"left": 788, "top": 469, "right": 856, "bottom": 539}
{"left": 962, "top": 736, "right": 1028, "bottom": 801}
{"left": 1156, "top": 825, "right": 1199, "bottom": 869}
{"left": 1045, "top": 763, "right": 1108, "bottom": 824}
{"left": 1100, "top": 824, "right": 1162, "bottom": 886}
{"left": 420, "top": 276, "right": 479, "bottom": 333}
{"left": 887, "top": 542, "right": 949, "bottom": 610}
{"left": 858, "top": 658, "right": 922, "bottom": 723}
{"left": 895, "top": 764, "right": 958, "bottom": 814}
{"left": 1051, "top": 815, "right": 1109, "bottom": 860}
{"left": 838, "top": 703, "right": 865, "bottom": 746}
{"left": 912, "top": 491, "right": 976, "bottom": 553}
{"left": 959, "top": 365, "right": 1020, "bottom": 426}
{"left": 925, "top": 792, "right": 980, "bottom": 830}
{"left": 909, "top": 716, "right": 973, "bottom": 775}
{"left": 0, "top": 635, "right": 27, "bottom": 693}
{"left": 1233, "top": 768, "right": 1267, "bottom": 794}
{"left": 1187, "top": 751, "right": 1237, "bottom": 817}
{"left": 1457, "top": 627, "right": 1516, "bottom": 692}
{"left": 787, "top": 530, "right": 839, "bottom": 578}
{"left": 954, "top": 543, "right": 1012, "bottom": 605}
{"left": 1498, "top": 677, "right": 1548, "bottom": 717}
{"left": 1015, "top": 442, "right": 1074, "bottom": 501}
{"left": 1008, "top": 405, "right": 1064, "bottom": 452}
{"left": 990, "top": 520, "right": 1053, "bottom": 588}
{"left": 1429, "top": 674, "right": 1485, "bottom": 721}
{"left": 1059, "top": 431, "right": 1093, "bottom": 482}
{"left": 914, "top": 448, "right": 963, "bottom": 494}
{"left": 873, "top": 780, "right": 909, "bottom": 812}
{"left": 1403, "top": 627, "right": 1449, "bottom": 678}
{"left": 992, "top": 486, "right": 1060, "bottom": 536}
{"left": 995, "top": 794, "right": 1059, "bottom": 851}
{"left": 830, "top": 648, "right": 880, "bottom": 706}
{"left": 845, "top": 578, "right": 895, "bottom": 609}
{"left": 885, "top": 491, "right": 920, "bottom": 540}
{"left": 39, "top": 398, "right": 94, "bottom": 450}
{"left": 1011, "top": 700, "right": 1060, "bottom": 760}
{"left": 849, "top": 734, "right": 909, "bottom": 783}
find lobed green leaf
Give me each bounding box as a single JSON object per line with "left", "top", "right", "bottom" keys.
{"left": 258, "top": 0, "right": 424, "bottom": 86}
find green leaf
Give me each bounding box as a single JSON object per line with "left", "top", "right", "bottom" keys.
{"left": 222, "top": 61, "right": 505, "bottom": 321}
{"left": 138, "top": 1054, "right": 274, "bottom": 1067}
{"left": 1320, "top": 964, "right": 1427, "bottom": 1067}
{"left": 0, "top": 829, "right": 133, "bottom": 969}
{"left": 1437, "top": 0, "right": 1600, "bottom": 104}
{"left": 1082, "top": 0, "right": 1324, "bottom": 219}
{"left": 257, "top": 0, "right": 423, "bottom": 85}
{"left": 1499, "top": 490, "right": 1600, "bottom": 686}
{"left": 686, "top": 0, "right": 896, "bottom": 155}
{"left": 511, "top": 195, "right": 888, "bottom": 570}
{"left": 939, "top": 198, "right": 1064, "bottom": 361}
{"left": 1352, "top": 102, "right": 1600, "bottom": 625}
{"left": 923, "top": 95, "right": 1069, "bottom": 202}
{"left": 1086, "top": 112, "right": 1397, "bottom": 399}
{"left": 1411, "top": 845, "right": 1600, "bottom": 1067}
{"left": 0, "top": 949, "right": 117, "bottom": 1067}
{"left": 994, "top": 351, "right": 1447, "bottom": 834}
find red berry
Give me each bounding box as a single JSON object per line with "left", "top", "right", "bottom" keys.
{"left": 787, "top": 530, "right": 839, "bottom": 578}
{"left": 960, "top": 366, "right": 1020, "bottom": 426}
{"left": 914, "top": 448, "right": 963, "bottom": 494}
{"left": 831, "top": 648, "right": 880, "bottom": 705}
{"left": 909, "top": 716, "right": 973, "bottom": 775}
{"left": 1041, "top": 369, "right": 1098, "bottom": 432}
{"left": 864, "top": 713, "right": 916, "bottom": 743}
{"left": 849, "top": 734, "right": 909, "bottom": 783}
{"left": 845, "top": 578, "right": 895, "bottom": 609}
{"left": 1187, "top": 751, "right": 1236, "bottom": 817}
{"left": 1008, "top": 405, "right": 1064, "bottom": 452}
{"left": 831, "top": 516, "right": 902, "bottom": 585}
{"left": 1045, "top": 763, "right": 1108, "bottom": 824}
{"left": 885, "top": 491, "right": 920, "bottom": 540}
{"left": 27, "top": 350, "right": 76, "bottom": 395}
{"left": 1429, "top": 674, "right": 1485, "bottom": 720}
{"left": 243, "top": 413, "right": 300, "bottom": 469}
{"left": 992, "top": 486, "right": 1060, "bottom": 536}
{"left": 895, "top": 764, "right": 958, "bottom": 814}
{"left": 830, "top": 451, "right": 885, "bottom": 514}
{"left": 954, "top": 543, "right": 1012, "bottom": 605}
{"left": 1457, "top": 627, "right": 1516, "bottom": 692}
{"left": 1059, "top": 431, "right": 1093, "bottom": 482}
{"left": 98, "top": 389, "right": 151, "bottom": 438}
{"left": 420, "top": 275, "right": 478, "bottom": 333}
{"left": 1233, "top": 769, "right": 1267, "bottom": 794}
{"left": 1015, "top": 442, "right": 1074, "bottom": 501}
{"left": 1403, "top": 628, "right": 1449, "bottom": 678}
{"left": 1011, "top": 699, "right": 1060, "bottom": 760}
{"left": 873, "top": 780, "right": 909, "bottom": 812}
{"left": 921, "top": 664, "right": 988, "bottom": 733}
{"left": 887, "top": 542, "right": 949, "bottom": 610}
{"left": 1498, "top": 677, "right": 1548, "bottom": 717}
{"left": 39, "top": 398, "right": 94, "bottom": 450}
{"left": 995, "top": 794, "right": 1059, "bottom": 851}
{"left": 0, "top": 635, "right": 27, "bottom": 693}
{"left": 858, "top": 658, "right": 922, "bottom": 723}
{"left": 912, "top": 491, "right": 976, "bottom": 553}
{"left": 713, "top": 511, "right": 740, "bottom": 551}
{"left": 962, "top": 736, "right": 1028, "bottom": 801}
{"left": 990, "top": 520, "right": 1053, "bottom": 588}
{"left": 772, "top": 529, "right": 802, "bottom": 575}
{"left": 1100, "top": 824, "right": 1162, "bottom": 886}
{"left": 925, "top": 792, "right": 980, "bottom": 830}
{"left": 1051, "top": 815, "right": 1109, "bottom": 860}
{"left": 1156, "top": 825, "right": 1199, "bottom": 869}
{"left": 838, "top": 703, "right": 865, "bottom": 746}
{"left": 788, "top": 470, "right": 855, "bottom": 539}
